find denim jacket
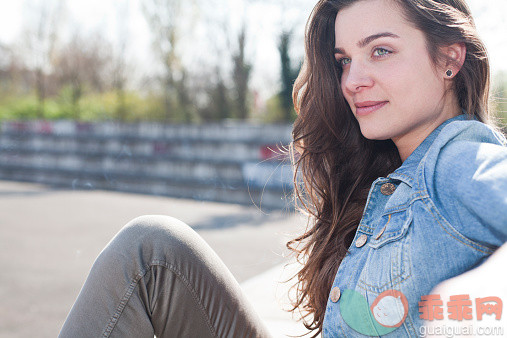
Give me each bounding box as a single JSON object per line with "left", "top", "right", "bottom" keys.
{"left": 322, "top": 114, "right": 507, "bottom": 337}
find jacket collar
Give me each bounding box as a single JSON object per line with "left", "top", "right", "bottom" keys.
{"left": 388, "top": 114, "right": 467, "bottom": 186}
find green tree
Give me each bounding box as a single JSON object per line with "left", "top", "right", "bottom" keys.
{"left": 143, "top": 0, "right": 184, "bottom": 121}
{"left": 24, "top": 0, "right": 65, "bottom": 118}
{"left": 53, "top": 32, "right": 112, "bottom": 119}
{"left": 112, "top": 0, "right": 130, "bottom": 121}
{"left": 278, "top": 30, "right": 300, "bottom": 122}
{"left": 203, "top": 67, "right": 231, "bottom": 122}
{"left": 232, "top": 25, "right": 252, "bottom": 120}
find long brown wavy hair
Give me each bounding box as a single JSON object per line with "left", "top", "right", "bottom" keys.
{"left": 288, "top": 0, "right": 493, "bottom": 336}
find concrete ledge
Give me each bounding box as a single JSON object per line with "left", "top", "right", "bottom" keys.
{"left": 241, "top": 261, "right": 319, "bottom": 337}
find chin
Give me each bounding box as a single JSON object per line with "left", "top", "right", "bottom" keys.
{"left": 358, "top": 125, "right": 392, "bottom": 141}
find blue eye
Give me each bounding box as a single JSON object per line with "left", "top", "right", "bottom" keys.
{"left": 373, "top": 48, "right": 391, "bottom": 57}
{"left": 338, "top": 57, "right": 351, "bottom": 66}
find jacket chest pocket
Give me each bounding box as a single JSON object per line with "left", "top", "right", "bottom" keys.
{"left": 357, "top": 208, "right": 413, "bottom": 293}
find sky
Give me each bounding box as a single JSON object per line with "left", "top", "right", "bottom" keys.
{"left": 0, "top": 0, "right": 506, "bottom": 98}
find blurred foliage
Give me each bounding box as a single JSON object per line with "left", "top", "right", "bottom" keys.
{"left": 0, "top": 90, "right": 176, "bottom": 122}
{"left": 278, "top": 30, "right": 300, "bottom": 122}
{"left": 492, "top": 71, "right": 507, "bottom": 129}
{"left": 0, "top": 0, "right": 296, "bottom": 124}
{"left": 232, "top": 26, "right": 252, "bottom": 120}
{"left": 0, "top": 96, "right": 40, "bottom": 120}
{"left": 259, "top": 93, "right": 297, "bottom": 124}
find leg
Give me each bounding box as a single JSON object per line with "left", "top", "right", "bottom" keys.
{"left": 59, "top": 215, "right": 272, "bottom": 338}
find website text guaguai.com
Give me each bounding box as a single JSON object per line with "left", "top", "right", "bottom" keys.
{"left": 420, "top": 325, "right": 504, "bottom": 337}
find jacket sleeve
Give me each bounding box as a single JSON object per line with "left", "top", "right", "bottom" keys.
{"left": 433, "top": 139, "right": 507, "bottom": 245}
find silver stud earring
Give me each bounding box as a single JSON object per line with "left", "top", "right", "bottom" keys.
{"left": 446, "top": 69, "right": 453, "bottom": 77}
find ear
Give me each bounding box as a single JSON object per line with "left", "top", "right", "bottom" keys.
{"left": 440, "top": 43, "right": 466, "bottom": 79}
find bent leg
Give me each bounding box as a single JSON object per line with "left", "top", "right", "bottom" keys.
{"left": 59, "top": 215, "right": 272, "bottom": 338}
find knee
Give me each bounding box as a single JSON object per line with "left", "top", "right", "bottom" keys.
{"left": 121, "top": 215, "right": 191, "bottom": 240}
{"left": 115, "top": 215, "right": 194, "bottom": 248}
{"left": 107, "top": 215, "right": 201, "bottom": 263}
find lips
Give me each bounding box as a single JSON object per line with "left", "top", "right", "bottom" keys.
{"left": 354, "top": 101, "right": 388, "bottom": 116}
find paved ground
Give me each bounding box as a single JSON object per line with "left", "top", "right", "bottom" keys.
{"left": 0, "top": 180, "right": 310, "bottom": 337}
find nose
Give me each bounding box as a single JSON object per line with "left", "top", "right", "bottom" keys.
{"left": 341, "top": 61, "right": 374, "bottom": 94}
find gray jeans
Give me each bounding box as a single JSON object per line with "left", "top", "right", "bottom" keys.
{"left": 59, "top": 215, "right": 272, "bottom": 338}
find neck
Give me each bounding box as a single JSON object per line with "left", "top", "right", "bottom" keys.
{"left": 393, "top": 98, "right": 461, "bottom": 162}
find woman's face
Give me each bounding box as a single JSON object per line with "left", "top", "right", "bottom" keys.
{"left": 334, "top": 0, "right": 459, "bottom": 158}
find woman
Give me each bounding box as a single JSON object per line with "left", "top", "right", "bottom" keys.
{"left": 289, "top": 0, "right": 506, "bottom": 336}
{"left": 60, "top": 0, "right": 506, "bottom": 337}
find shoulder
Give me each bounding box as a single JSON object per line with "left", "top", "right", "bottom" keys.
{"left": 420, "top": 119, "right": 507, "bottom": 242}
{"left": 423, "top": 119, "right": 507, "bottom": 176}
{"left": 434, "top": 119, "right": 506, "bottom": 150}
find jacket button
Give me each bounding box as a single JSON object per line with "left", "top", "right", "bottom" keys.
{"left": 375, "top": 225, "right": 387, "bottom": 240}
{"left": 380, "top": 183, "right": 396, "bottom": 195}
{"left": 330, "top": 287, "right": 341, "bottom": 303}
{"left": 355, "top": 234, "right": 368, "bottom": 247}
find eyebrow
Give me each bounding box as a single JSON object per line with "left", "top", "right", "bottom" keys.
{"left": 334, "top": 32, "right": 400, "bottom": 54}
